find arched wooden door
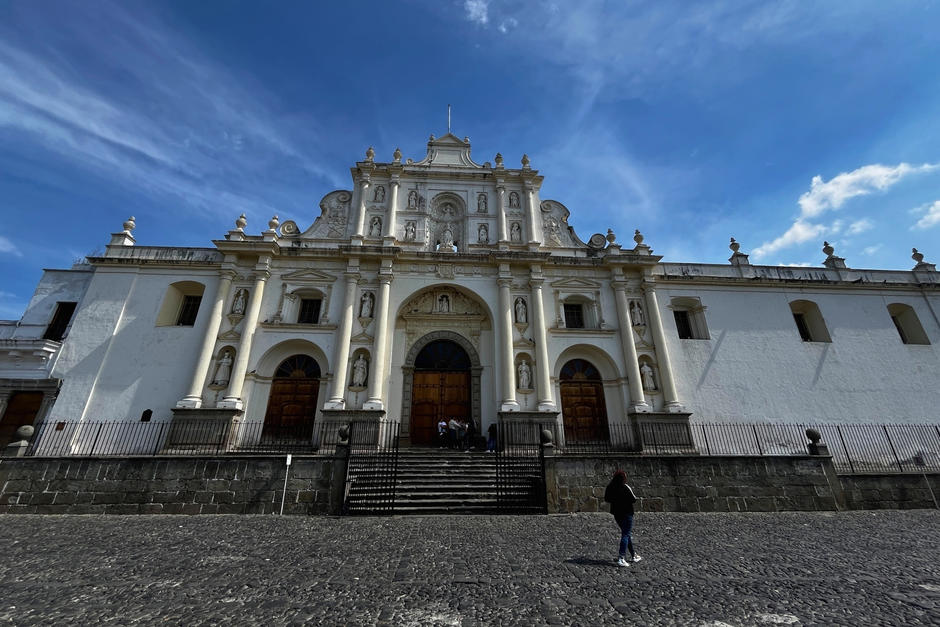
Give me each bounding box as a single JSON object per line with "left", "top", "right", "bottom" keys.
{"left": 263, "top": 355, "right": 321, "bottom": 440}
{"left": 410, "top": 340, "right": 471, "bottom": 446}
{"left": 559, "top": 359, "right": 609, "bottom": 442}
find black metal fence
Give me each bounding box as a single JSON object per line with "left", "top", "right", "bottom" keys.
{"left": 496, "top": 421, "right": 547, "bottom": 513}
{"left": 344, "top": 420, "right": 400, "bottom": 515}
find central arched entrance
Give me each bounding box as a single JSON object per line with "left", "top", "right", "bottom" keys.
{"left": 410, "top": 340, "right": 472, "bottom": 446}
{"left": 262, "top": 354, "right": 321, "bottom": 440}
{"left": 559, "top": 358, "right": 609, "bottom": 442}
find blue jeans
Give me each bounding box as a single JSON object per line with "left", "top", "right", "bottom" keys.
{"left": 617, "top": 516, "right": 636, "bottom": 559}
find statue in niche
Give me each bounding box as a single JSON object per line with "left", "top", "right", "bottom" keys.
{"left": 408, "top": 190, "right": 418, "bottom": 208}
{"left": 477, "top": 193, "right": 487, "bottom": 213}
{"left": 510, "top": 222, "right": 522, "bottom": 242}
{"left": 352, "top": 354, "right": 368, "bottom": 387}
{"left": 212, "top": 351, "right": 233, "bottom": 386}
{"left": 437, "top": 225, "right": 456, "bottom": 251}
{"left": 374, "top": 185, "right": 386, "bottom": 202}
{"left": 640, "top": 362, "right": 657, "bottom": 392}
{"left": 544, "top": 216, "right": 562, "bottom": 245}
{"left": 517, "top": 360, "right": 531, "bottom": 390}
{"left": 509, "top": 191, "right": 520, "bottom": 208}
{"left": 369, "top": 216, "right": 382, "bottom": 237}
{"left": 630, "top": 301, "right": 645, "bottom": 326}
{"left": 478, "top": 223, "right": 489, "bottom": 244}
{"left": 231, "top": 289, "right": 247, "bottom": 315}
{"left": 360, "top": 292, "right": 374, "bottom": 318}
{"left": 441, "top": 202, "right": 456, "bottom": 218}
{"left": 405, "top": 221, "right": 416, "bottom": 241}
{"left": 514, "top": 297, "right": 527, "bottom": 323}
{"left": 438, "top": 294, "right": 450, "bottom": 313}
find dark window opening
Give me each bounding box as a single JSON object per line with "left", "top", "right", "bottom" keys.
{"left": 298, "top": 299, "right": 322, "bottom": 324}
{"left": 176, "top": 295, "right": 202, "bottom": 326}
{"left": 43, "top": 302, "right": 77, "bottom": 341}
{"left": 793, "top": 313, "right": 812, "bottom": 342}
{"left": 891, "top": 315, "right": 909, "bottom": 344}
{"left": 674, "top": 310, "right": 693, "bottom": 339}
{"left": 563, "top": 303, "right": 585, "bottom": 329}
{"left": 140, "top": 409, "right": 153, "bottom": 422}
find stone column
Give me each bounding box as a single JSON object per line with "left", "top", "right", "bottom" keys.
{"left": 497, "top": 277, "right": 518, "bottom": 411}
{"left": 496, "top": 185, "right": 508, "bottom": 244}
{"left": 525, "top": 186, "right": 539, "bottom": 245}
{"left": 177, "top": 269, "right": 235, "bottom": 408}
{"left": 612, "top": 280, "right": 647, "bottom": 411}
{"left": 529, "top": 274, "right": 555, "bottom": 411}
{"left": 383, "top": 177, "right": 399, "bottom": 244}
{"left": 353, "top": 178, "right": 370, "bottom": 240}
{"left": 364, "top": 274, "right": 393, "bottom": 410}
{"left": 324, "top": 271, "right": 360, "bottom": 409}
{"left": 643, "top": 280, "right": 682, "bottom": 411}
{"left": 220, "top": 266, "right": 269, "bottom": 409}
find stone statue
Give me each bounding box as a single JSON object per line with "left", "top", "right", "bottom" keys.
{"left": 369, "top": 216, "right": 382, "bottom": 237}
{"left": 509, "top": 191, "right": 520, "bottom": 208}
{"left": 408, "top": 190, "right": 418, "bottom": 208}
{"left": 478, "top": 223, "right": 488, "bottom": 244}
{"left": 439, "top": 226, "right": 455, "bottom": 250}
{"left": 514, "top": 297, "right": 527, "bottom": 323}
{"left": 438, "top": 294, "right": 450, "bottom": 313}
{"left": 405, "top": 221, "right": 416, "bottom": 241}
{"left": 360, "top": 292, "right": 373, "bottom": 318}
{"left": 231, "top": 289, "right": 247, "bottom": 315}
{"left": 517, "top": 360, "right": 531, "bottom": 389}
{"left": 352, "top": 354, "right": 368, "bottom": 387}
{"left": 212, "top": 351, "right": 233, "bottom": 386}
{"left": 374, "top": 185, "right": 385, "bottom": 202}
{"left": 510, "top": 222, "right": 521, "bottom": 242}
{"left": 544, "top": 216, "right": 562, "bottom": 245}
{"left": 630, "top": 301, "right": 645, "bottom": 326}
{"left": 478, "top": 194, "right": 487, "bottom": 213}
{"left": 640, "top": 363, "right": 656, "bottom": 391}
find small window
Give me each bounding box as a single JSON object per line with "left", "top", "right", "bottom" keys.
{"left": 887, "top": 303, "right": 930, "bottom": 345}
{"left": 176, "top": 295, "right": 202, "bottom": 326}
{"left": 789, "top": 300, "right": 831, "bottom": 343}
{"left": 563, "top": 303, "right": 585, "bottom": 329}
{"left": 140, "top": 409, "right": 153, "bottom": 422}
{"left": 43, "top": 301, "right": 77, "bottom": 341}
{"left": 674, "top": 311, "right": 693, "bottom": 339}
{"left": 670, "top": 297, "right": 709, "bottom": 340}
{"left": 298, "top": 299, "right": 322, "bottom": 324}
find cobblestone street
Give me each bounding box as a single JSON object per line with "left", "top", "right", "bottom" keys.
{"left": 0, "top": 511, "right": 938, "bottom": 626}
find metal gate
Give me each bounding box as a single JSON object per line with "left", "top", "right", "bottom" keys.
{"left": 344, "top": 420, "right": 400, "bottom": 515}
{"left": 496, "top": 420, "right": 547, "bottom": 514}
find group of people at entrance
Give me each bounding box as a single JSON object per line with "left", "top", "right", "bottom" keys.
{"left": 437, "top": 418, "right": 476, "bottom": 450}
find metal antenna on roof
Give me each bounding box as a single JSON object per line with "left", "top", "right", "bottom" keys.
{"left": 447, "top": 104, "right": 451, "bottom": 135}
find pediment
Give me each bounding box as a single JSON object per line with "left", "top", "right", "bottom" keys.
{"left": 280, "top": 269, "right": 337, "bottom": 283}
{"left": 413, "top": 133, "right": 484, "bottom": 168}
{"left": 550, "top": 277, "right": 603, "bottom": 289}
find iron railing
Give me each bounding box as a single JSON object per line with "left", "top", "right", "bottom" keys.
{"left": 344, "top": 420, "right": 400, "bottom": 515}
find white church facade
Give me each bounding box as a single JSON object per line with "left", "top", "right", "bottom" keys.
{"left": 1, "top": 133, "right": 938, "bottom": 451}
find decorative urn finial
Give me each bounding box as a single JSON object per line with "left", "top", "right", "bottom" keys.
{"left": 823, "top": 241, "right": 834, "bottom": 257}
{"left": 606, "top": 229, "right": 616, "bottom": 243}
{"left": 268, "top": 215, "right": 280, "bottom": 231}
{"left": 521, "top": 154, "right": 530, "bottom": 168}
{"left": 235, "top": 213, "right": 247, "bottom": 231}
{"left": 463, "top": 136, "right": 470, "bottom": 144}
{"left": 730, "top": 237, "right": 740, "bottom": 253}
{"left": 494, "top": 153, "right": 504, "bottom": 168}
{"left": 365, "top": 146, "right": 375, "bottom": 161}
{"left": 123, "top": 216, "right": 136, "bottom": 233}
{"left": 429, "top": 133, "right": 435, "bottom": 141}
{"left": 912, "top": 247, "right": 924, "bottom": 263}
{"left": 393, "top": 147, "right": 402, "bottom": 163}
{"left": 634, "top": 229, "right": 644, "bottom": 245}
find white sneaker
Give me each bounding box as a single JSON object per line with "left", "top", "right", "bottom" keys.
{"left": 632, "top": 555, "right": 643, "bottom": 563}
{"left": 616, "top": 557, "right": 630, "bottom": 567}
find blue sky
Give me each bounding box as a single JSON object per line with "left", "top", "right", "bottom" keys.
{"left": 2, "top": 0, "right": 940, "bottom": 319}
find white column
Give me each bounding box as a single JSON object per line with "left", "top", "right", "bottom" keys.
{"left": 613, "top": 281, "right": 647, "bottom": 411}
{"left": 643, "top": 280, "right": 682, "bottom": 411}
{"left": 353, "top": 178, "right": 370, "bottom": 240}
{"left": 324, "top": 271, "right": 360, "bottom": 409}
{"left": 529, "top": 276, "right": 555, "bottom": 411}
{"left": 364, "top": 274, "right": 393, "bottom": 410}
{"left": 497, "top": 277, "right": 519, "bottom": 411}
{"left": 525, "top": 186, "right": 539, "bottom": 245}
{"left": 220, "top": 268, "right": 269, "bottom": 409}
{"left": 496, "top": 185, "right": 508, "bottom": 244}
{"left": 383, "top": 178, "right": 399, "bottom": 244}
{"left": 177, "top": 269, "right": 235, "bottom": 408}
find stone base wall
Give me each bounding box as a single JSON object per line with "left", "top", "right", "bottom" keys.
{"left": 841, "top": 473, "right": 940, "bottom": 510}
{"left": 0, "top": 456, "right": 336, "bottom": 515}
{"left": 545, "top": 455, "right": 841, "bottom": 513}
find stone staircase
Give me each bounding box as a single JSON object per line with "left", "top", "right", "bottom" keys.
{"left": 345, "top": 449, "right": 544, "bottom": 515}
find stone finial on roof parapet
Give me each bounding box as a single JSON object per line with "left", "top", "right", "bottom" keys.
{"left": 226, "top": 213, "right": 248, "bottom": 241}
{"left": 393, "top": 147, "right": 402, "bottom": 163}
{"left": 822, "top": 241, "right": 846, "bottom": 269}
{"left": 108, "top": 215, "right": 136, "bottom": 247}
{"left": 632, "top": 229, "right": 651, "bottom": 255}
{"left": 729, "top": 237, "right": 750, "bottom": 266}
{"left": 912, "top": 247, "right": 937, "bottom": 273}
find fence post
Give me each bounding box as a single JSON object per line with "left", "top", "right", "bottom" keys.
{"left": 752, "top": 425, "right": 763, "bottom": 456}
{"left": 883, "top": 426, "right": 903, "bottom": 472}
{"left": 702, "top": 424, "right": 711, "bottom": 456}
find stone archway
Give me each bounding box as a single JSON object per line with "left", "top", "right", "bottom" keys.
{"left": 400, "top": 330, "right": 482, "bottom": 446}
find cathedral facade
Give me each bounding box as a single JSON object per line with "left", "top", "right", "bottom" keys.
{"left": 1, "top": 133, "right": 938, "bottom": 451}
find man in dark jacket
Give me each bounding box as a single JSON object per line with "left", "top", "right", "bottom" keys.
{"left": 604, "top": 469, "right": 642, "bottom": 567}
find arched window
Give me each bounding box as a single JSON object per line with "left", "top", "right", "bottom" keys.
{"left": 669, "top": 296, "right": 709, "bottom": 340}
{"left": 789, "top": 300, "right": 831, "bottom": 343}
{"left": 156, "top": 281, "right": 206, "bottom": 327}
{"left": 560, "top": 359, "right": 601, "bottom": 380}
{"left": 887, "top": 303, "right": 930, "bottom": 345}
{"left": 274, "top": 354, "right": 322, "bottom": 379}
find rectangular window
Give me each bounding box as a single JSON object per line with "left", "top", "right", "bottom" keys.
{"left": 176, "top": 295, "right": 202, "bottom": 326}
{"left": 298, "top": 299, "right": 322, "bottom": 324}
{"left": 674, "top": 310, "right": 693, "bottom": 339}
{"left": 43, "top": 301, "right": 77, "bottom": 341}
{"left": 793, "top": 313, "right": 812, "bottom": 342}
{"left": 563, "top": 303, "right": 585, "bottom": 329}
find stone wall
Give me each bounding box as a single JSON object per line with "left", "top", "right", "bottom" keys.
{"left": 0, "top": 456, "right": 337, "bottom": 515}
{"left": 545, "top": 455, "right": 841, "bottom": 513}
{"left": 841, "top": 473, "right": 940, "bottom": 510}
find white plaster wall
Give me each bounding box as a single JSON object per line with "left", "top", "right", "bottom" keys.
{"left": 1, "top": 267, "right": 93, "bottom": 340}
{"left": 655, "top": 284, "right": 940, "bottom": 424}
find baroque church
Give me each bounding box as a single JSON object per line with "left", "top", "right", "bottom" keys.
{"left": 1, "top": 133, "right": 938, "bottom": 451}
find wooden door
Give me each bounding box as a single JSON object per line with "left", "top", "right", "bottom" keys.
{"left": 560, "top": 381, "right": 609, "bottom": 442}
{"left": 0, "top": 392, "right": 43, "bottom": 447}
{"left": 262, "top": 378, "right": 319, "bottom": 439}
{"left": 410, "top": 371, "right": 470, "bottom": 446}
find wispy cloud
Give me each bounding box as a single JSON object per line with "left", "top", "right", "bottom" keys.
{"left": 0, "top": 235, "right": 22, "bottom": 257}
{"left": 911, "top": 200, "right": 940, "bottom": 230}
{"left": 464, "top": 0, "right": 490, "bottom": 25}
{"left": 847, "top": 218, "right": 874, "bottom": 235}
{"left": 862, "top": 244, "right": 883, "bottom": 255}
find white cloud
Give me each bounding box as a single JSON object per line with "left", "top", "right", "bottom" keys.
{"left": 752, "top": 219, "right": 827, "bottom": 258}
{"left": 798, "top": 163, "right": 937, "bottom": 218}
{"left": 862, "top": 244, "right": 883, "bottom": 255}
{"left": 847, "top": 218, "right": 874, "bottom": 235}
{"left": 0, "top": 235, "right": 22, "bottom": 257}
{"left": 498, "top": 17, "right": 518, "bottom": 33}
{"left": 464, "top": 0, "right": 489, "bottom": 25}
{"left": 912, "top": 200, "right": 940, "bottom": 230}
